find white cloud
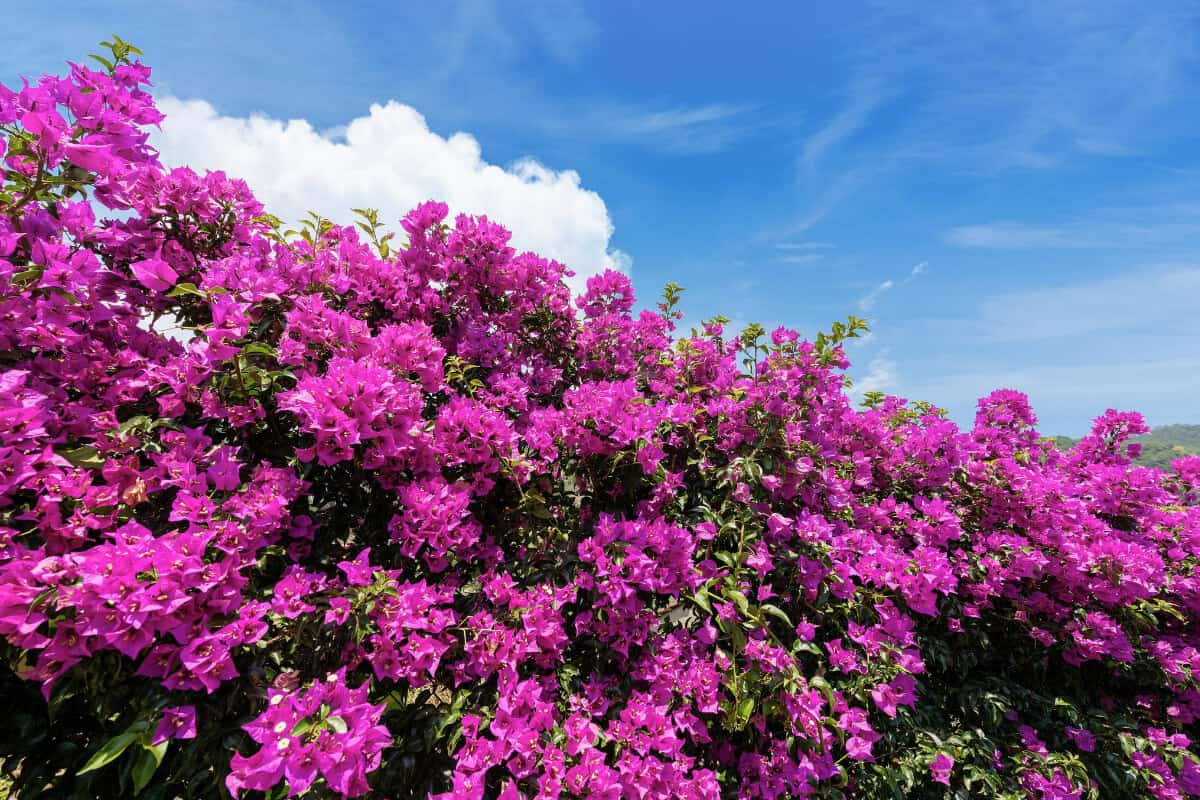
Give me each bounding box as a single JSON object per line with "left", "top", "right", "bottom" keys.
{"left": 597, "top": 102, "right": 757, "bottom": 154}
{"left": 854, "top": 351, "right": 899, "bottom": 397}
{"left": 891, "top": 263, "right": 1200, "bottom": 433}
{"left": 841, "top": 4, "right": 1198, "bottom": 172}
{"left": 801, "top": 85, "right": 880, "bottom": 171}
{"left": 846, "top": 262, "right": 926, "bottom": 400}
{"left": 978, "top": 266, "right": 1200, "bottom": 342}
{"left": 775, "top": 241, "right": 836, "bottom": 251}
{"left": 857, "top": 279, "right": 895, "bottom": 312}
{"left": 790, "top": 168, "right": 869, "bottom": 234}
{"left": 943, "top": 221, "right": 1076, "bottom": 249}
{"left": 152, "top": 97, "right": 627, "bottom": 291}
{"left": 775, "top": 253, "right": 825, "bottom": 265}
{"left": 609, "top": 103, "right": 749, "bottom": 134}
{"left": 945, "top": 206, "right": 1200, "bottom": 251}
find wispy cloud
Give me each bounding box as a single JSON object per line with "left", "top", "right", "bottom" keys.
{"left": 775, "top": 253, "right": 826, "bottom": 265}
{"left": 790, "top": 168, "right": 870, "bottom": 234}
{"left": 520, "top": 0, "right": 600, "bottom": 65}
{"left": 847, "top": 261, "right": 928, "bottom": 393}
{"left": 614, "top": 104, "right": 749, "bottom": 132}
{"left": 945, "top": 205, "right": 1200, "bottom": 249}
{"left": 438, "top": 0, "right": 598, "bottom": 76}
{"left": 801, "top": 84, "right": 881, "bottom": 172}
{"left": 857, "top": 260, "right": 927, "bottom": 311}
{"left": 854, "top": 351, "right": 900, "bottom": 397}
{"left": 436, "top": 0, "right": 518, "bottom": 81}
{"left": 600, "top": 102, "right": 758, "bottom": 153}
{"left": 985, "top": 5, "right": 1193, "bottom": 169}
{"left": 772, "top": 241, "right": 837, "bottom": 265}
{"left": 858, "top": 279, "right": 895, "bottom": 312}
{"left": 874, "top": 261, "right": 1200, "bottom": 433}
{"left": 784, "top": 82, "right": 885, "bottom": 235}
{"left": 902, "top": 355, "right": 1200, "bottom": 435}
{"left": 775, "top": 241, "right": 836, "bottom": 251}
{"left": 838, "top": 2, "right": 1200, "bottom": 172}
{"left": 944, "top": 222, "right": 1077, "bottom": 249}
{"left": 977, "top": 265, "right": 1200, "bottom": 342}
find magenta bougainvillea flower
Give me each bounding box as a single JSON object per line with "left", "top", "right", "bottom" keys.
{"left": 930, "top": 753, "right": 954, "bottom": 786}
{"left": 151, "top": 705, "right": 198, "bottom": 745}
{"left": 2, "top": 38, "right": 1200, "bottom": 800}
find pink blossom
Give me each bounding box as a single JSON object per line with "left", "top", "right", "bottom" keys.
{"left": 930, "top": 753, "right": 954, "bottom": 785}
{"left": 129, "top": 256, "right": 178, "bottom": 292}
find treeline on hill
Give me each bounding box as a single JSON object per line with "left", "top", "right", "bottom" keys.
{"left": 1052, "top": 424, "right": 1200, "bottom": 471}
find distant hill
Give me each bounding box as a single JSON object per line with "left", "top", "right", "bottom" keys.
{"left": 1051, "top": 424, "right": 1200, "bottom": 470}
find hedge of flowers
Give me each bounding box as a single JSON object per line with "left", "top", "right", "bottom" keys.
{"left": 2, "top": 40, "right": 1200, "bottom": 800}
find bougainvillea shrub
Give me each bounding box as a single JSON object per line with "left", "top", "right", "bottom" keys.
{"left": 3, "top": 39, "right": 1200, "bottom": 800}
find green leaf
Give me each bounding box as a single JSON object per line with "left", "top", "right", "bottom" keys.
{"left": 715, "top": 550, "right": 738, "bottom": 568}
{"left": 241, "top": 342, "right": 277, "bottom": 359}
{"left": 146, "top": 739, "right": 168, "bottom": 766}
{"left": 165, "top": 282, "right": 206, "bottom": 298}
{"left": 61, "top": 445, "right": 105, "bottom": 469}
{"left": 117, "top": 415, "right": 154, "bottom": 436}
{"left": 326, "top": 715, "right": 349, "bottom": 734}
{"left": 77, "top": 732, "right": 138, "bottom": 775}
{"left": 12, "top": 267, "right": 44, "bottom": 285}
{"left": 89, "top": 53, "right": 116, "bottom": 71}
{"left": 736, "top": 696, "right": 755, "bottom": 726}
{"left": 131, "top": 741, "right": 167, "bottom": 794}
{"left": 760, "top": 603, "right": 792, "bottom": 626}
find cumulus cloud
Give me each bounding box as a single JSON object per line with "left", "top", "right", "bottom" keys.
{"left": 151, "top": 97, "right": 628, "bottom": 291}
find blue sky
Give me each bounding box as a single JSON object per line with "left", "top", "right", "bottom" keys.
{"left": 8, "top": 1, "right": 1200, "bottom": 434}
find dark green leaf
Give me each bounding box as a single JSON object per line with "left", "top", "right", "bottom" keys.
{"left": 77, "top": 732, "right": 138, "bottom": 775}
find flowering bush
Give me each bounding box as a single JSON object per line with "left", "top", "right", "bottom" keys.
{"left": 2, "top": 39, "right": 1200, "bottom": 800}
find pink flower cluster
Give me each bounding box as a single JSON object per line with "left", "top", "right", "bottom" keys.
{"left": 2, "top": 44, "right": 1200, "bottom": 800}
{"left": 227, "top": 672, "right": 390, "bottom": 797}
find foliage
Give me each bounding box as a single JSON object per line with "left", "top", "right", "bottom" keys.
{"left": 2, "top": 41, "right": 1200, "bottom": 800}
